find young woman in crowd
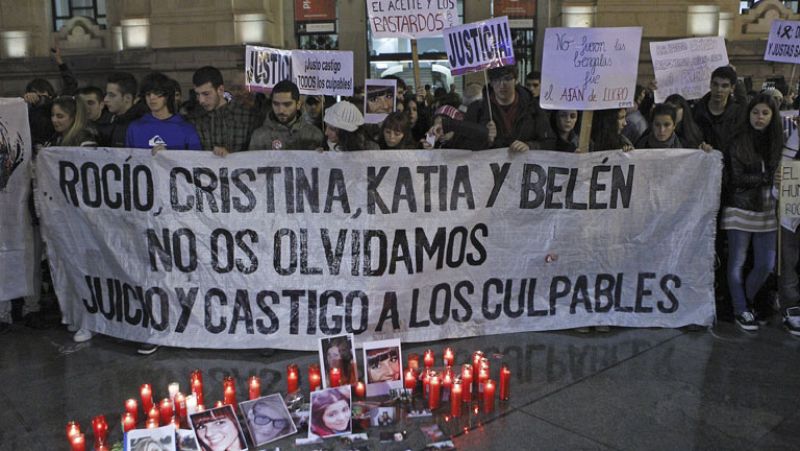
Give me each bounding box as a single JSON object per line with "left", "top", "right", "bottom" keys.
{"left": 664, "top": 94, "right": 706, "bottom": 149}
{"left": 635, "top": 103, "right": 683, "bottom": 149}
{"left": 722, "top": 93, "right": 782, "bottom": 331}
{"left": 377, "top": 111, "right": 416, "bottom": 149}
{"left": 543, "top": 109, "right": 581, "bottom": 152}
{"left": 420, "top": 105, "right": 470, "bottom": 149}
{"left": 590, "top": 108, "right": 633, "bottom": 152}
{"left": 310, "top": 388, "right": 352, "bottom": 438}
{"left": 48, "top": 96, "right": 97, "bottom": 147}
{"left": 321, "top": 101, "right": 379, "bottom": 151}
{"left": 404, "top": 96, "right": 430, "bottom": 141}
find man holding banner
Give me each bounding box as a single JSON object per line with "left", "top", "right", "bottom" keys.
{"left": 249, "top": 80, "right": 324, "bottom": 151}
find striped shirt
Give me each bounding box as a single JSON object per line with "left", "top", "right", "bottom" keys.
{"left": 721, "top": 187, "right": 777, "bottom": 232}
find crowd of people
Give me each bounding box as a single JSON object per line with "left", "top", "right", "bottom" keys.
{"left": 2, "top": 50, "right": 800, "bottom": 349}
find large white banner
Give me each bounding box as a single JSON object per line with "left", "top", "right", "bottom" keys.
{"left": 0, "top": 98, "right": 34, "bottom": 302}
{"left": 541, "top": 27, "right": 642, "bottom": 110}
{"left": 650, "top": 37, "right": 729, "bottom": 103}
{"left": 765, "top": 19, "right": 800, "bottom": 64}
{"left": 444, "top": 16, "right": 515, "bottom": 76}
{"left": 366, "top": 0, "right": 460, "bottom": 39}
{"left": 35, "top": 148, "right": 720, "bottom": 350}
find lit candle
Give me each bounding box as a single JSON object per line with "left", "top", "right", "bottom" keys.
{"left": 146, "top": 418, "right": 159, "bottom": 429}
{"left": 354, "top": 380, "right": 366, "bottom": 398}
{"left": 450, "top": 381, "right": 462, "bottom": 417}
{"left": 168, "top": 382, "right": 180, "bottom": 401}
{"left": 223, "top": 376, "right": 237, "bottom": 408}
{"left": 499, "top": 364, "right": 511, "bottom": 401}
{"left": 483, "top": 379, "right": 496, "bottom": 413}
{"left": 190, "top": 370, "right": 204, "bottom": 406}
{"left": 174, "top": 392, "right": 187, "bottom": 421}
{"left": 329, "top": 367, "right": 341, "bottom": 388}
{"left": 185, "top": 394, "right": 198, "bottom": 415}
{"left": 309, "top": 364, "right": 322, "bottom": 392}
{"left": 169, "top": 415, "right": 181, "bottom": 429}
{"left": 196, "top": 404, "right": 206, "bottom": 413}
{"left": 286, "top": 364, "right": 299, "bottom": 393}
{"left": 124, "top": 398, "right": 138, "bottom": 424}
{"left": 472, "top": 351, "right": 484, "bottom": 380}
{"left": 442, "top": 369, "right": 453, "bottom": 402}
{"left": 423, "top": 349, "right": 435, "bottom": 369}
{"left": 96, "top": 445, "right": 110, "bottom": 451}
{"left": 147, "top": 405, "right": 160, "bottom": 423}
{"left": 159, "top": 398, "right": 174, "bottom": 425}
{"left": 404, "top": 369, "right": 416, "bottom": 393}
{"left": 214, "top": 400, "right": 224, "bottom": 408}
{"left": 407, "top": 353, "right": 420, "bottom": 372}
{"left": 121, "top": 413, "right": 136, "bottom": 433}
{"left": 422, "top": 370, "right": 432, "bottom": 399}
{"left": 248, "top": 376, "right": 262, "bottom": 400}
{"left": 65, "top": 421, "right": 81, "bottom": 441}
{"left": 428, "top": 373, "right": 441, "bottom": 410}
{"left": 443, "top": 347, "right": 455, "bottom": 367}
{"left": 477, "top": 365, "right": 489, "bottom": 393}
{"left": 461, "top": 364, "right": 473, "bottom": 402}
{"left": 140, "top": 383, "right": 153, "bottom": 413}
{"left": 69, "top": 433, "right": 86, "bottom": 451}
{"left": 91, "top": 415, "right": 108, "bottom": 447}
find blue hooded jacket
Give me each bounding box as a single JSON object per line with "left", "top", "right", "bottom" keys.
{"left": 125, "top": 113, "right": 202, "bottom": 150}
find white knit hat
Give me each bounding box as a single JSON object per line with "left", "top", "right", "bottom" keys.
{"left": 324, "top": 101, "right": 364, "bottom": 132}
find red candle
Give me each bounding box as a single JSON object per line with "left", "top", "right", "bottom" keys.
{"left": 286, "top": 364, "right": 299, "bottom": 393}
{"left": 423, "top": 349, "right": 435, "bottom": 369}
{"left": 190, "top": 370, "right": 204, "bottom": 406}
{"left": 477, "top": 365, "right": 489, "bottom": 393}
{"left": 499, "top": 364, "right": 511, "bottom": 401}
{"left": 148, "top": 405, "right": 159, "bottom": 423}
{"left": 461, "top": 364, "right": 473, "bottom": 402}
{"left": 214, "top": 400, "right": 224, "bottom": 408}
{"left": 248, "top": 376, "right": 261, "bottom": 400}
{"left": 196, "top": 404, "right": 206, "bottom": 413}
{"left": 472, "top": 351, "right": 484, "bottom": 380}
{"left": 407, "top": 353, "right": 420, "bottom": 372}
{"left": 223, "top": 376, "right": 237, "bottom": 408}
{"left": 121, "top": 413, "right": 136, "bottom": 433}
{"left": 124, "top": 398, "right": 138, "bottom": 423}
{"left": 174, "top": 392, "right": 187, "bottom": 421}
{"left": 442, "top": 369, "right": 453, "bottom": 401}
{"left": 96, "top": 445, "right": 110, "bottom": 451}
{"left": 450, "top": 381, "right": 462, "bottom": 417}
{"left": 329, "top": 367, "right": 341, "bottom": 388}
{"left": 169, "top": 416, "right": 181, "bottom": 428}
{"left": 354, "top": 380, "right": 366, "bottom": 398}
{"left": 159, "top": 398, "right": 174, "bottom": 425}
{"left": 483, "top": 379, "right": 496, "bottom": 413}
{"left": 146, "top": 418, "right": 159, "bottom": 429}
{"left": 422, "top": 370, "right": 432, "bottom": 399}
{"left": 428, "top": 373, "right": 441, "bottom": 410}
{"left": 404, "top": 369, "right": 416, "bottom": 392}
{"left": 309, "top": 364, "right": 322, "bottom": 392}
{"left": 443, "top": 347, "right": 455, "bottom": 367}
{"left": 140, "top": 383, "right": 153, "bottom": 413}
{"left": 69, "top": 433, "right": 86, "bottom": 451}
{"left": 65, "top": 421, "right": 81, "bottom": 441}
{"left": 91, "top": 415, "right": 108, "bottom": 446}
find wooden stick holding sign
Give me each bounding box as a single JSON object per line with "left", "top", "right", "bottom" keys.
{"left": 411, "top": 40, "right": 422, "bottom": 100}
{"left": 577, "top": 111, "right": 593, "bottom": 153}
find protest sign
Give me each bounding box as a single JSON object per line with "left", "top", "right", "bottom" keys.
{"left": 245, "top": 45, "right": 293, "bottom": 92}
{"left": 765, "top": 19, "right": 800, "bottom": 64}
{"left": 36, "top": 147, "right": 719, "bottom": 350}
{"left": 444, "top": 16, "right": 515, "bottom": 76}
{"left": 650, "top": 37, "right": 729, "bottom": 103}
{"left": 292, "top": 50, "right": 354, "bottom": 97}
{"left": 541, "top": 27, "right": 642, "bottom": 110}
{"left": 0, "top": 98, "right": 34, "bottom": 302}
{"left": 366, "top": 0, "right": 460, "bottom": 39}
{"left": 780, "top": 160, "right": 800, "bottom": 219}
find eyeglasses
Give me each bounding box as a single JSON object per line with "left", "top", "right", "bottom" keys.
{"left": 491, "top": 75, "right": 516, "bottom": 85}
{"left": 252, "top": 414, "right": 289, "bottom": 428}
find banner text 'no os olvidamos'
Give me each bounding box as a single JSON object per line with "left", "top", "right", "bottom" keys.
{"left": 36, "top": 148, "right": 720, "bottom": 350}
{"left": 366, "top": 0, "right": 460, "bottom": 39}
{"left": 444, "top": 16, "right": 515, "bottom": 76}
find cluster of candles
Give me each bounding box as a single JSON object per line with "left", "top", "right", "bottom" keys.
{"left": 404, "top": 348, "right": 511, "bottom": 418}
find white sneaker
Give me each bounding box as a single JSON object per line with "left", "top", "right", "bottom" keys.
{"left": 784, "top": 307, "right": 800, "bottom": 337}
{"left": 73, "top": 328, "right": 94, "bottom": 343}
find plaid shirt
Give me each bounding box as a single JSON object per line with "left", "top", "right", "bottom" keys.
{"left": 191, "top": 100, "right": 262, "bottom": 152}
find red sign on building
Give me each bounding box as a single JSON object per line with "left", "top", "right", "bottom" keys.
{"left": 494, "top": 0, "right": 536, "bottom": 18}
{"left": 295, "top": 0, "right": 336, "bottom": 21}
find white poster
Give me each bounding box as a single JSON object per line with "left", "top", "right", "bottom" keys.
{"left": 650, "top": 37, "right": 729, "bottom": 103}
{"left": 0, "top": 98, "right": 34, "bottom": 302}
{"left": 364, "top": 79, "right": 397, "bottom": 124}
{"left": 366, "top": 0, "right": 460, "bottom": 39}
{"left": 765, "top": 19, "right": 800, "bottom": 64}
{"left": 245, "top": 45, "right": 293, "bottom": 92}
{"left": 444, "top": 16, "right": 515, "bottom": 76}
{"left": 35, "top": 147, "right": 720, "bottom": 350}
{"left": 292, "top": 50, "right": 355, "bottom": 97}
{"left": 541, "top": 27, "right": 642, "bottom": 110}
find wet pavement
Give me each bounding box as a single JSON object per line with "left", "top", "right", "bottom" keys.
{"left": 1, "top": 317, "right": 799, "bottom": 450}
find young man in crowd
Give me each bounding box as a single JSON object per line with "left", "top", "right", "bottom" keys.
{"left": 191, "top": 65, "right": 263, "bottom": 156}
{"left": 693, "top": 65, "right": 743, "bottom": 153}
{"left": 22, "top": 46, "right": 78, "bottom": 148}
{"left": 101, "top": 72, "right": 146, "bottom": 147}
{"left": 525, "top": 71, "right": 541, "bottom": 99}
{"left": 76, "top": 86, "right": 112, "bottom": 131}
{"left": 249, "top": 80, "right": 323, "bottom": 151}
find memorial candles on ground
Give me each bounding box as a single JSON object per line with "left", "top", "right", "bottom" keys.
{"left": 472, "top": 351, "right": 484, "bottom": 380}
{"left": 442, "top": 369, "right": 454, "bottom": 401}
{"left": 124, "top": 398, "right": 138, "bottom": 423}
{"left": 190, "top": 370, "right": 204, "bottom": 406}
{"left": 428, "top": 373, "right": 441, "bottom": 410}
{"left": 121, "top": 413, "right": 135, "bottom": 432}
{"left": 287, "top": 364, "right": 299, "bottom": 393}
{"left": 309, "top": 364, "right": 322, "bottom": 392}
{"left": 248, "top": 376, "right": 261, "bottom": 400}
{"left": 443, "top": 347, "right": 455, "bottom": 367}
{"left": 329, "top": 367, "right": 341, "bottom": 388}
{"left": 404, "top": 369, "right": 416, "bottom": 393}
{"left": 185, "top": 394, "right": 198, "bottom": 415}
{"left": 223, "top": 376, "right": 237, "bottom": 408}
{"left": 450, "top": 381, "right": 463, "bottom": 417}
{"left": 477, "top": 362, "right": 489, "bottom": 393}
{"left": 159, "top": 398, "right": 173, "bottom": 425}
{"left": 69, "top": 433, "right": 86, "bottom": 451}
{"left": 146, "top": 418, "right": 158, "bottom": 429}
{"left": 174, "top": 392, "right": 187, "bottom": 421}
{"left": 168, "top": 382, "right": 180, "bottom": 402}
{"left": 407, "top": 353, "right": 420, "bottom": 372}
{"left": 65, "top": 421, "right": 80, "bottom": 441}
{"left": 483, "top": 379, "right": 496, "bottom": 413}
{"left": 461, "top": 364, "right": 473, "bottom": 402}
{"left": 423, "top": 349, "right": 435, "bottom": 369}
{"left": 354, "top": 380, "right": 366, "bottom": 398}
{"left": 147, "top": 406, "right": 160, "bottom": 423}
{"left": 91, "top": 415, "right": 108, "bottom": 446}
{"left": 499, "top": 364, "right": 511, "bottom": 401}
{"left": 140, "top": 383, "right": 153, "bottom": 413}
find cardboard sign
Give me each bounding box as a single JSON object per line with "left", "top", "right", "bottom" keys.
{"left": 245, "top": 45, "right": 293, "bottom": 92}
{"left": 650, "top": 37, "right": 729, "bottom": 103}
{"left": 292, "top": 50, "right": 354, "bottom": 96}
{"left": 780, "top": 160, "right": 800, "bottom": 219}
{"left": 765, "top": 19, "right": 800, "bottom": 64}
{"left": 444, "top": 16, "right": 515, "bottom": 76}
{"left": 366, "top": 0, "right": 460, "bottom": 39}
{"left": 540, "top": 27, "right": 642, "bottom": 110}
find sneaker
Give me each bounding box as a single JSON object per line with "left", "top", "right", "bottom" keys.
{"left": 67, "top": 324, "right": 79, "bottom": 333}
{"left": 137, "top": 344, "right": 159, "bottom": 355}
{"left": 735, "top": 311, "right": 759, "bottom": 332}
{"left": 784, "top": 307, "right": 800, "bottom": 337}
{"left": 73, "top": 328, "right": 94, "bottom": 342}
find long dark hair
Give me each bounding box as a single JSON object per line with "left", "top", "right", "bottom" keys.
{"left": 731, "top": 93, "right": 782, "bottom": 168}
{"left": 591, "top": 108, "right": 627, "bottom": 151}
{"left": 310, "top": 387, "right": 351, "bottom": 437}
{"left": 664, "top": 94, "right": 704, "bottom": 148}
{"left": 378, "top": 112, "right": 416, "bottom": 149}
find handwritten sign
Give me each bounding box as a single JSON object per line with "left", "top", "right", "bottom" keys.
{"left": 540, "top": 27, "right": 641, "bottom": 111}
{"left": 650, "top": 37, "right": 729, "bottom": 103}
{"left": 291, "top": 50, "right": 354, "bottom": 96}
{"left": 444, "top": 17, "right": 515, "bottom": 76}
{"left": 765, "top": 20, "right": 800, "bottom": 64}
{"left": 245, "top": 45, "right": 293, "bottom": 92}
{"left": 366, "top": 0, "right": 460, "bottom": 39}
{"left": 781, "top": 161, "right": 800, "bottom": 219}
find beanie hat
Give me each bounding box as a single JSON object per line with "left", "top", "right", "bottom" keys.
{"left": 434, "top": 105, "right": 464, "bottom": 122}
{"left": 324, "top": 101, "right": 364, "bottom": 132}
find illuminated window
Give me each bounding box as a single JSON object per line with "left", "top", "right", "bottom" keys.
{"left": 52, "top": 0, "right": 107, "bottom": 31}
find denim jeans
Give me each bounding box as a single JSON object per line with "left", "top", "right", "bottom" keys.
{"left": 780, "top": 225, "right": 800, "bottom": 310}
{"left": 726, "top": 230, "right": 776, "bottom": 315}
